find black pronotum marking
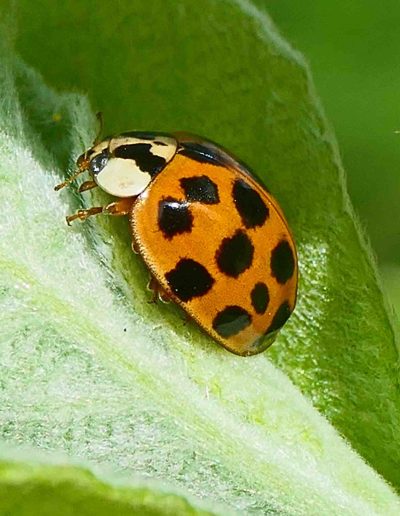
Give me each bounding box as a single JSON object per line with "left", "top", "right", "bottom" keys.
{"left": 233, "top": 179, "right": 269, "bottom": 228}
{"left": 216, "top": 230, "right": 254, "bottom": 278}
{"left": 165, "top": 258, "right": 215, "bottom": 302}
{"left": 158, "top": 197, "right": 193, "bottom": 239}
{"left": 180, "top": 175, "right": 220, "bottom": 204}
{"left": 212, "top": 306, "right": 252, "bottom": 338}
{"left": 154, "top": 140, "right": 168, "bottom": 146}
{"left": 85, "top": 148, "right": 95, "bottom": 159}
{"left": 114, "top": 143, "right": 166, "bottom": 176}
{"left": 251, "top": 282, "right": 270, "bottom": 314}
{"left": 266, "top": 301, "right": 292, "bottom": 334}
{"left": 270, "top": 240, "right": 295, "bottom": 284}
{"left": 90, "top": 149, "right": 109, "bottom": 174}
{"left": 178, "top": 141, "right": 225, "bottom": 166}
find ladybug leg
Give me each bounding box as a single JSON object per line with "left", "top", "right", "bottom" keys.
{"left": 147, "top": 276, "right": 171, "bottom": 304}
{"left": 66, "top": 197, "right": 135, "bottom": 225}
{"left": 147, "top": 277, "right": 159, "bottom": 303}
{"left": 78, "top": 180, "right": 97, "bottom": 193}
{"left": 66, "top": 206, "right": 103, "bottom": 225}
{"left": 131, "top": 240, "right": 140, "bottom": 254}
{"left": 103, "top": 197, "right": 136, "bottom": 216}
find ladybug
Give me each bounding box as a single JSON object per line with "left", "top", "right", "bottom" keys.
{"left": 55, "top": 131, "right": 298, "bottom": 356}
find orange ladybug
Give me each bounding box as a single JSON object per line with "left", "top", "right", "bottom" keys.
{"left": 55, "top": 131, "right": 298, "bottom": 356}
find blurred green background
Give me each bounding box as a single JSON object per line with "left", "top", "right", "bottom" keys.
{"left": 265, "top": 1, "right": 400, "bottom": 312}
{"left": 266, "top": 1, "right": 400, "bottom": 266}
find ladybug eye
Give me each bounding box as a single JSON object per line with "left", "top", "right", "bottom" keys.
{"left": 90, "top": 149, "right": 109, "bottom": 175}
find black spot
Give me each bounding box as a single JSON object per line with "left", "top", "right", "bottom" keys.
{"left": 216, "top": 230, "right": 254, "bottom": 278}
{"left": 158, "top": 197, "right": 193, "bottom": 239}
{"left": 266, "top": 301, "right": 292, "bottom": 334}
{"left": 251, "top": 282, "right": 270, "bottom": 314}
{"left": 165, "top": 259, "right": 215, "bottom": 302}
{"left": 213, "top": 306, "right": 251, "bottom": 338}
{"left": 90, "top": 149, "right": 109, "bottom": 174}
{"left": 154, "top": 140, "right": 168, "bottom": 146}
{"left": 270, "top": 240, "right": 295, "bottom": 284}
{"left": 114, "top": 143, "right": 166, "bottom": 176}
{"left": 233, "top": 179, "right": 269, "bottom": 228}
{"left": 180, "top": 176, "right": 219, "bottom": 204}
{"left": 179, "top": 142, "right": 224, "bottom": 165}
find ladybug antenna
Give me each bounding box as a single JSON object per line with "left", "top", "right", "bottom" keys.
{"left": 54, "top": 167, "right": 87, "bottom": 191}
{"left": 55, "top": 113, "right": 103, "bottom": 192}
{"left": 94, "top": 111, "right": 104, "bottom": 145}
{"left": 54, "top": 151, "right": 91, "bottom": 191}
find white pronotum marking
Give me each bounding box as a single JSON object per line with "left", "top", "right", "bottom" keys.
{"left": 95, "top": 158, "right": 152, "bottom": 197}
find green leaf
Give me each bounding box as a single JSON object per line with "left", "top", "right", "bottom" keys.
{"left": 0, "top": 446, "right": 220, "bottom": 515}
{"left": 14, "top": 0, "right": 400, "bottom": 490}
{"left": 0, "top": 1, "right": 399, "bottom": 513}
{"left": 382, "top": 266, "right": 400, "bottom": 319}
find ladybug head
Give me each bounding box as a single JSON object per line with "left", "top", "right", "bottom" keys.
{"left": 53, "top": 139, "right": 111, "bottom": 193}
